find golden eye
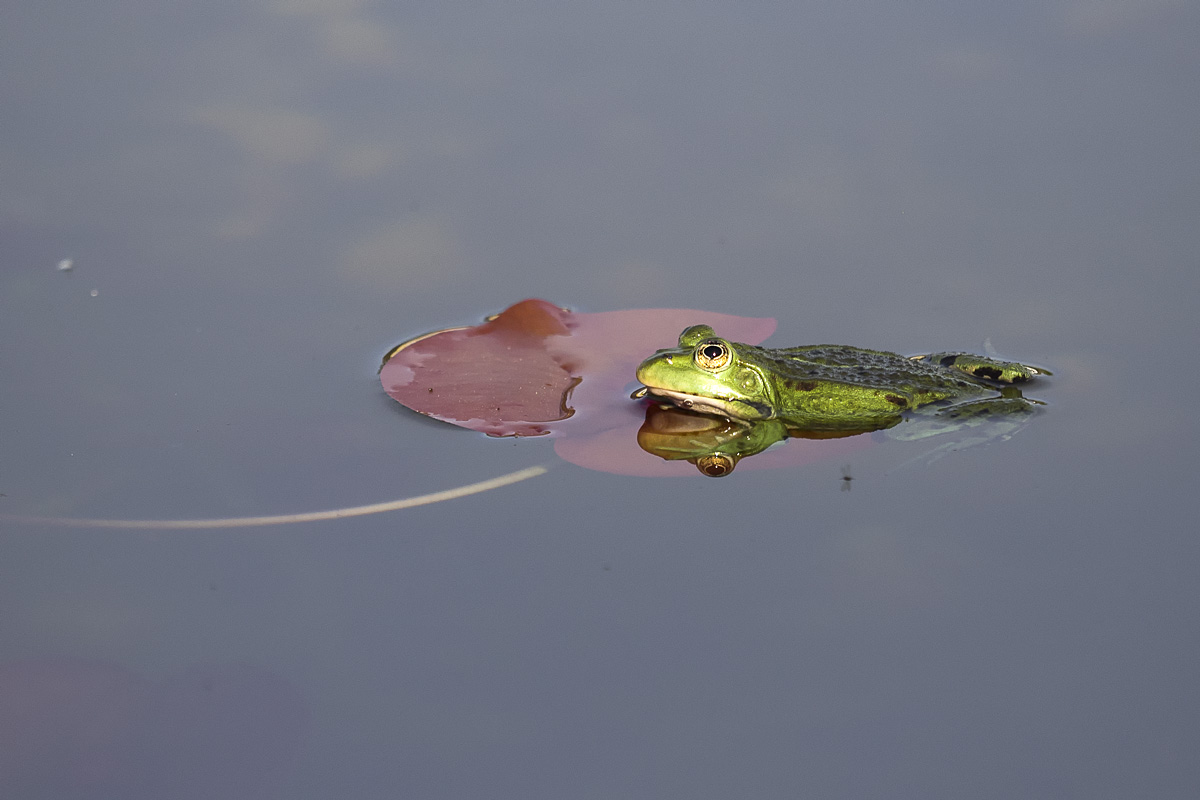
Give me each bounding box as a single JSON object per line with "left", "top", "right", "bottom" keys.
{"left": 694, "top": 340, "right": 731, "bottom": 370}
{"left": 696, "top": 454, "right": 736, "bottom": 477}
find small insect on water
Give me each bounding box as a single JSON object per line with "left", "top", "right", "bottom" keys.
{"left": 840, "top": 464, "right": 853, "bottom": 492}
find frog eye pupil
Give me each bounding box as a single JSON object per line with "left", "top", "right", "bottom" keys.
{"left": 696, "top": 341, "right": 731, "bottom": 370}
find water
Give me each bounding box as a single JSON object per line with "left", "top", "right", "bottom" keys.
{"left": 2, "top": 3, "right": 1198, "bottom": 798}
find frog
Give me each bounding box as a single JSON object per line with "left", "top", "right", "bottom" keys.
{"left": 631, "top": 324, "right": 1048, "bottom": 435}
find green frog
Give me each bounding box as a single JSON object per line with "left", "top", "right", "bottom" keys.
{"left": 632, "top": 325, "right": 1048, "bottom": 435}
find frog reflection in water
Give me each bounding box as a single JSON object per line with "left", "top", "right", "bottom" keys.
{"left": 632, "top": 325, "right": 1049, "bottom": 474}
{"left": 636, "top": 404, "right": 792, "bottom": 477}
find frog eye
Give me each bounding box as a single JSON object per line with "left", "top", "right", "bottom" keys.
{"left": 694, "top": 340, "right": 731, "bottom": 370}
{"left": 696, "top": 454, "right": 737, "bottom": 477}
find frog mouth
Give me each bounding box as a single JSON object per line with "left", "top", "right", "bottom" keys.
{"left": 632, "top": 386, "right": 772, "bottom": 422}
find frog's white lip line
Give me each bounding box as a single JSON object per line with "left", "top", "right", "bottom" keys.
{"left": 637, "top": 386, "right": 754, "bottom": 421}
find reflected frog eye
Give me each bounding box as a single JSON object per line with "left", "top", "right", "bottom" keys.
{"left": 694, "top": 340, "right": 731, "bottom": 370}
{"left": 696, "top": 454, "right": 737, "bottom": 477}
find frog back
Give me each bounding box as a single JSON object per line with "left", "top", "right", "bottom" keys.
{"left": 748, "top": 344, "right": 989, "bottom": 429}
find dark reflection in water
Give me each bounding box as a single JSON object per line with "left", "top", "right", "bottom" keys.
{"left": 0, "top": 658, "right": 306, "bottom": 799}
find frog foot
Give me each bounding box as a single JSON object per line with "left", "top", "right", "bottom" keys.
{"left": 911, "top": 352, "right": 1050, "bottom": 384}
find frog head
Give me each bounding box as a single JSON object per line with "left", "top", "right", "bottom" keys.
{"left": 634, "top": 325, "right": 778, "bottom": 422}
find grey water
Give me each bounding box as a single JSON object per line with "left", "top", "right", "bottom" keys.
{"left": 2, "top": 3, "right": 1198, "bottom": 798}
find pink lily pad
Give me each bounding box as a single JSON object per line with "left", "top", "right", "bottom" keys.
{"left": 380, "top": 299, "right": 580, "bottom": 437}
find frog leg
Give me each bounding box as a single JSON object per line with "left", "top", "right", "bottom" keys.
{"left": 911, "top": 352, "right": 1050, "bottom": 384}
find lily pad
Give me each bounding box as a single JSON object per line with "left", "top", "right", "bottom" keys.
{"left": 380, "top": 299, "right": 581, "bottom": 437}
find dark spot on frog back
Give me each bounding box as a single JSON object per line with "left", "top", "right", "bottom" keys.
{"left": 884, "top": 394, "right": 908, "bottom": 407}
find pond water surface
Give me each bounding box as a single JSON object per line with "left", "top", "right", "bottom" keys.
{"left": 2, "top": 3, "right": 1198, "bottom": 798}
